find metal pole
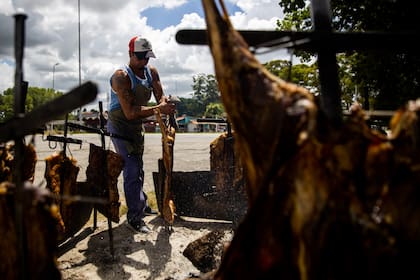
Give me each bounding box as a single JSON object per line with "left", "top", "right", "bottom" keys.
{"left": 78, "top": 0, "right": 81, "bottom": 87}
{"left": 14, "top": 14, "right": 26, "bottom": 117}
{"left": 13, "top": 13, "right": 27, "bottom": 280}
{"left": 78, "top": 0, "right": 82, "bottom": 121}
{"left": 52, "top": 62, "right": 59, "bottom": 90}
{"left": 310, "top": 0, "right": 342, "bottom": 126}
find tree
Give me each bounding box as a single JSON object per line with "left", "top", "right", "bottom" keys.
{"left": 204, "top": 103, "right": 225, "bottom": 119}
{"left": 203, "top": 74, "right": 220, "bottom": 104}
{"left": 0, "top": 89, "right": 14, "bottom": 121}
{"left": 192, "top": 74, "right": 207, "bottom": 103}
{"left": 0, "top": 87, "right": 63, "bottom": 122}
{"left": 277, "top": 0, "right": 420, "bottom": 110}
{"left": 188, "top": 73, "right": 222, "bottom": 117}
{"left": 177, "top": 97, "right": 204, "bottom": 117}
{"left": 264, "top": 60, "right": 292, "bottom": 79}
{"left": 264, "top": 59, "right": 319, "bottom": 94}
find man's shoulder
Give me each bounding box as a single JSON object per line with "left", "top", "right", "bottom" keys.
{"left": 112, "top": 66, "right": 130, "bottom": 79}
{"left": 147, "top": 64, "right": 157, "bottom": 73}
{"left": 112, "top": 71, "right": 128, "bottom": 83}
{"left": 111, "top": 67, "right": 131, "bottom": 88}
{"left": 147, "top": 65, "right": 160, "bottom": 80}
{"left": 113, "top": 64, "right": 128, "bottom": 73}
{"left": 113, "top": 68, "right": 127, "bottom": 76}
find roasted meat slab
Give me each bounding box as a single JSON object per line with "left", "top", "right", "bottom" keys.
{"left": 0, "top": 182, "right": 61, "bottom": 279}
{"left": 155, "top": 108, "right": 176, "bottom": 229}
{"left": 210, "top": 132, "right": 244, "bottom": 193}
{"left": 0, "top": 142, "right": 37, "bottom": 183}
{"left": 45, "top": 152, "right": 80, "bottom": 238}
{"left": 86, "top": 144, "right": 124, "bottom": 223}
{"left": 201, "top": 0, "right": 420, "bottom": 279}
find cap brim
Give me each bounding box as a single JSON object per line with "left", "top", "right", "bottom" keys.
{"left": 145, "top": 50, "right": 156, "bottom": 58}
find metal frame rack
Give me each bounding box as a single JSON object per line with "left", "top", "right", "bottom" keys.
{"left": 1, "top": 14, "right": 97, "bottom": 279}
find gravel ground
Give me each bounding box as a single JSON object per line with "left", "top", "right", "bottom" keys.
{"left": 29, "top": 132, "right": 235, "bottom": 280}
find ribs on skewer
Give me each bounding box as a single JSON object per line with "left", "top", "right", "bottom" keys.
{"left": 0, "top": 182, "right": 61, "bottom": 279}
{"left": 0, "top": 142, "right": 37, "bottom": 183}
{"left": 155, "top": 108, "right": 176, "bottom": 231}
{"left": 201, "top": 0, "right": 420, "bottom": 279}
{"left": 86, "top": 144, "right": 124, "bottom": 223}
{"left": 45, "top": 152, "right": 80, "bottom": 239}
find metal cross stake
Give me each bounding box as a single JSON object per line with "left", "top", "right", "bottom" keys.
{"left": 6, "top": 13, "right": 97, "bottom": 279}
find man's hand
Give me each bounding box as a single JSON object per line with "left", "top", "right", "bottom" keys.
{"left": 158, "top": 97, "right": 176, "bottom": 115}
{"left": 168, "top": 95, "right": 181, "bottom": 104}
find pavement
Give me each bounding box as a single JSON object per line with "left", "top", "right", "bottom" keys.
{"left": 31, "top": 132, "right": 220, "bottom": 198}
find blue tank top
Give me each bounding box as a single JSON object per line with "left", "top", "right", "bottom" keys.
{"left": 108, "top": 64, "right": 153, "bottom": 111}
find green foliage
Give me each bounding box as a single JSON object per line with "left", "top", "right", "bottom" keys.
{"left": 276, "top": 3, "right": 311, "bottom": 31}
{"left": 203, "top": 75, "right": 220, "bottom": 104}
{"left": 192, "top": 73, "right": 221, "bottom": 103}
{"left": 264, "top": 60, "right": 292, "bottom": 78}
{"left": 204, "top": 103, "right": 225, "bottom": 119}
{"left": 276, "top": 2, "right": 313, "bottom": 62}
{"left": 176, "top": 97, "right": 203, "bottom": 117}
{"left": 264, "top": 59, "right": 319, "bottom": 93}
{"left": 278, "top": 0, "right": 306, "bottom": 14}
{"left": 177, "top": 73, "right": 223, "bottom": 117}
{"left": 289, "top": 63, "right": 319, "bottom": 92}
{"left": 0, "top": 87, "right": 63, "bottom": 122}
{"left": 276, "top": 0, "right": 420, "bottom": 110}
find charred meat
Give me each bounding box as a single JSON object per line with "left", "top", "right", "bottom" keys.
{"left": 202, "top": 0, "right": 420, "bottom": 279}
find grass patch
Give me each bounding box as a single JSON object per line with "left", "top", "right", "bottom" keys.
{"left": 119, "top": 190, "right": 158, "bottom": 216}
{"left": 146, "top": 190, "right": 158, "bottom": 211}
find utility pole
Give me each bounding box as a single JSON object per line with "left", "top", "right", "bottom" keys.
{"left": 52, "top": 62, "right": 59, "bottom": 90}
{"left": 78, "top": 0, "right": 82, "bottom": 120}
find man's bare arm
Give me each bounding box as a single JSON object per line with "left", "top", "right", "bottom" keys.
{"left": 111, "top": 69, "right": 175, "bottom": 120}
{"left": 150, "top": 65, "right": 165, "bottom": 103}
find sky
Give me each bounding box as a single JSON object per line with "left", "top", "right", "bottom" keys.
{"left": 0, "top": 0, "right": 286, "bottom": 111}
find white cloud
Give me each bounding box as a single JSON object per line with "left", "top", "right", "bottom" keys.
{"left": 157, "top": 0, "right": 189, "bottom": 10}
{"left": 0, "top": 0, "right": 287, "bottom": 112}
{"left": 0, "top": 61, "right": 14, "bottom": 92}
{"left": 0, "top": 0, "right": 15, "bottom": 15}
{"left": 236, "top": 0, "right": 283, "bottom": 18}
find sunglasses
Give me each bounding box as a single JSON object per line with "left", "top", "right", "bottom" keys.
{"left": 134, "top": 51, "right": 149, "bottom": 60}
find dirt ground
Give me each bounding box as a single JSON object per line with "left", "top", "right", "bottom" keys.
{"left": 30, "top": 132, "right": 235, "bottom": 280}
{"left": 57, "top": 215, "right": 233, "bottom": 280}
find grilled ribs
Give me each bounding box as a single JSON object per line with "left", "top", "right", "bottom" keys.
{"left": 201, "top": 0, "right": 420, "bottom": 279}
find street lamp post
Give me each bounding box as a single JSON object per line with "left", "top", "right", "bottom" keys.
{"left": 52, "top": 62, "right": 59, "bottom": 90}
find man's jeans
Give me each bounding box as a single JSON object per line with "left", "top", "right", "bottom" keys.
{"left": 107, "top": 121, "right": 146, "bottom": 224}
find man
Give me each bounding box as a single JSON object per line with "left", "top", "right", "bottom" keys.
{"left": 107, "top": 36, "right": 176, "bottom": 233}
